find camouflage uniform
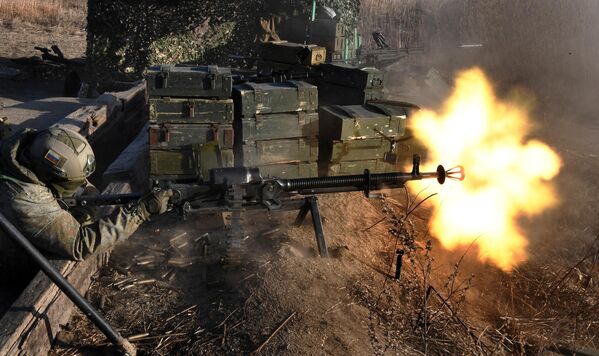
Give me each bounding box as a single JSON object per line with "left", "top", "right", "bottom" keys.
{"left": 0, "top": 131, "right": 149, "bottom": 281}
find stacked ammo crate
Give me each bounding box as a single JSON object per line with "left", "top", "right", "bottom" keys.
{"left": 145, "top": 65, "right": 235, "bottom": 182}
{"left": 317, "top": 63, "right": 385, "bottom": 106}
{"left": 258, "top": 41, "right": 326, "bottom": 74}
{"left": 233, "top": 80, "right": 319, "bottom": 179}
{"left": 309, "top": 19, "right": 358, "bottom": 63}
{"left": 319, "top": 103, "right": 409, "bottom": 176}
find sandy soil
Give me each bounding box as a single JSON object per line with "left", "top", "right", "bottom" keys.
{"left": 0, "top": 20, "right": 86, "bottom": 59}
{"left": 0, "top": 19, "right": 86, "bottom": 107}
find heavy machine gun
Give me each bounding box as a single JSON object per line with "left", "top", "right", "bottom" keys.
{"left": 66, "top": 155, "right": 464, "bottom": 259}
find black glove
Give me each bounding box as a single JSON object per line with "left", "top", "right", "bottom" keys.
{"left": 140, "top": 189, "right": 173, "bottom": 216}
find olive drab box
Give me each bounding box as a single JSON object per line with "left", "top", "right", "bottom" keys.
{"left": 150, "top": 145, "right": 234, "bottom": 181}
{"left": 328, "top": 159, "right": 393, "bottom": 176}
{"left": 149, "top": 98, "right": 234, "bottom": 124}
{"left": 235, "top": 137, "right": 318, "bottom": 167}
{"left": 308, "top": 19, "right": 343, "bottom": 54}
{"left": 324, "top": 138, "right": 394, "bottom": 163}
{"left": 145, "top": 65, "right": 233, "bottom": 99}
{"left": 317, "top": 82, "right": 383, "bottom": 106}
{"left": 260, "top": 41, "right": 327, "bottom": 67}
{"left": 149, "top": 124, "right": 234, "bottom": 149}
{"left": 320, "top": 63, "right": 385, "bottom": 89}
{"left": 234, "top": 112, "right": 319, "bottom": 143}
{"left": 317, "top": 103, "right": 410, "bottom": 176}
{"left": 257, "top": 161, "right": 318, "bottom": 179}
{"left": 233, "top": 81, "right": 318, "bottom": 118}
{"left": 318, "top": 104, "right": 407, "bottom": 142}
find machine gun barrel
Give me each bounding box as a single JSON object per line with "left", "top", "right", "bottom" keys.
{"left": 278, "top": 154, "right": 461, "bottom": 196}
{"left": 281, "top": 169, "right": 441, "bottom": 194}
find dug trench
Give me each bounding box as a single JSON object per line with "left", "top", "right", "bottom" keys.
{"left": 50, "top": 188, "right": 460, "bottom": 355}
{"left": 50, "top": 107, "right": 599, "bottom": 355}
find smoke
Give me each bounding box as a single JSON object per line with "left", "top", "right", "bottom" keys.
{"left": 364, "top": 0, "right": 599, "bottom": 262}
{"left": 376, "top": 0, "right": 599, "bottom": 118}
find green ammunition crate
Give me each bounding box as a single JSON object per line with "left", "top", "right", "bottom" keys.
{"left": 319, "top": 104, "right": 407, "bottom": 142}
{"left": 320, "top": 63, "right": 384, "bottom": 89}
{"left": 256, "top": 60, "right": 315, "bottom": 78}
{"left": 307, "top": 19, "right": 343, "bottom": 52}
{"left": 324, "top": 137, "right": 394, "bottom": 163}
{"left": 235, "top": 137, "right": 318, "bottom": 167}
{"left": 327, "top": 159, "right": 394, "bottom": 176}
{"left": 149, "top": 124, "right": 234, "bottom": 149}
{"left": 234, "top": 111, "right": 318, "bottom": 143}
{"left": 260, "top": 41, "right": 327, "bottom": 66}
{"left": 317, "top": 82, "right": 383, "bottom": 106}
{"left": 149, "top": 98, "right": 234, "bottom": 124}
{"left": 145, "top": 65, "right": 232, "bottom": 99}
{"left": 150, "top": 145, "right": 234, "bottom": 182}
{"left": 257, "top": 161, "right": 318, "bottom": 179}
{"left": 233, "top": 81, "right": 318, "bottom": 118}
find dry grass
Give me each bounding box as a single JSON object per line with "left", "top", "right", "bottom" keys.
{"left": 0, "top": 0, "right": 85, "bottom": 29}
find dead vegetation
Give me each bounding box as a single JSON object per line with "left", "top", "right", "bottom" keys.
{"left": 51, "top": 184, "right": 599, "bottom": 355}
{"left": 0, "top": 0, "right": 85, "bottom": 29}
{"left": 0, "top": 0, "right": 86, "bottom": 59}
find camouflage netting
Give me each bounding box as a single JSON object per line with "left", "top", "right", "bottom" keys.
{"left": 86, "top": 0, "right": 360, "bottom": 83}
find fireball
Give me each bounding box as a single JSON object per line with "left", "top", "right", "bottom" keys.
{"left": 410, "top": 68, "right": 562, "bottom": 271}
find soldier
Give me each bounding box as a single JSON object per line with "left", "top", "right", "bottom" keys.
{"left": 0, "top": 127, "right": 172, "bottom": 282}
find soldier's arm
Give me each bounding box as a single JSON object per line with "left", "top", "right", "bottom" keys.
{"left": 56, "top": 206, "right": 149, "bottom": 260}
{"left": 12, "top": 191, "right": 150, "bottom": 261}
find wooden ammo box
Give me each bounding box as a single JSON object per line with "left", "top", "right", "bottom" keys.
{"left": 145, "top": 65, "right": 232, "bottom": 99}
{"left": 317, "top": 82, "right": 383, "bottom": 106}
{"left": 320, "top": 63, "right": 384, "bottom": 89}
{"left": 257, "top": 161, "right": 318, "bottom": 179}
{"left": 308, "top": 19, "right": 345, "bottom": 53}
{"left": 150, "top": 144, "right": 234, "bottom": 181}
{"left": 149, "top": 98, "right": 234, "bottom": 124}
{"left": 149, "top": 124, "right": 234, "bottom": 149}
{"left": 328, "top": 159, "right": 393, "bottom": 176}
{"left": 233, "top": 81, "right": 318, "bottom": 118}
{"left": 325, "top": 138, "right": 394, "bottom": 163}
{"left": 260, "top": 41, "right": 326, "bottom": 67}
{"left": 319, "top": 104, "right": 407, "bottom": 142}
{"left": 235, "top": 138, "right": 318, "bottom": 167}
{"left": 234, "top": 111, "right": 318, "bottom": 143}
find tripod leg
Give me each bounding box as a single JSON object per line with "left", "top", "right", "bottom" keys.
{"left": 293, "top": 199, "right": 311, "bottom": 226}
{"left": 308, "top": 196, "right": 329, "bottom": 258}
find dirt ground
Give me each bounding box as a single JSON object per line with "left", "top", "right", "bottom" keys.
{"left": 0, "top": 14, "right": 86, "bottom": 108}
{"left": 0, "top": 20, "right": 86, "bottom": 59}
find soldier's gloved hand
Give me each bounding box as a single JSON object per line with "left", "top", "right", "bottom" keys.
{"left": 71, "top": 182, "right": 101, "bottom": 225}
{"left": 75, "top": 183, "right": 100, "bottom": 197}
{"left": 140, "top": 189, "right": 173, "bottom": 216}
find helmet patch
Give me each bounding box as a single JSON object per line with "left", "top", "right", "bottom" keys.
{"left": 44, "top": 149, "right": 63, "bottom": 166}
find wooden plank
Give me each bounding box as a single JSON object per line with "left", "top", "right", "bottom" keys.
{"left": 0, "top": 97, "right": 96, "bottom": 134}
{"left": 0, "top": 255, "right": 108, "bottom": 355}
{"left": 0, "top": 82, "right": 148, "bottom": 355}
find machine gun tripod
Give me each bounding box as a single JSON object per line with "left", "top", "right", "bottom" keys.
{"left": 168, "top": 154, "right": 463, "bottom": 259}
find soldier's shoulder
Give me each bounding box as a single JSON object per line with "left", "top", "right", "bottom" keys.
{"left": 0, "top": 178, "right": 55, "bottom": 203}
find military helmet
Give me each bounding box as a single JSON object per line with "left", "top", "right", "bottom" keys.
{"left": 24, "top": 126, "right": 95, "bottom": 195}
